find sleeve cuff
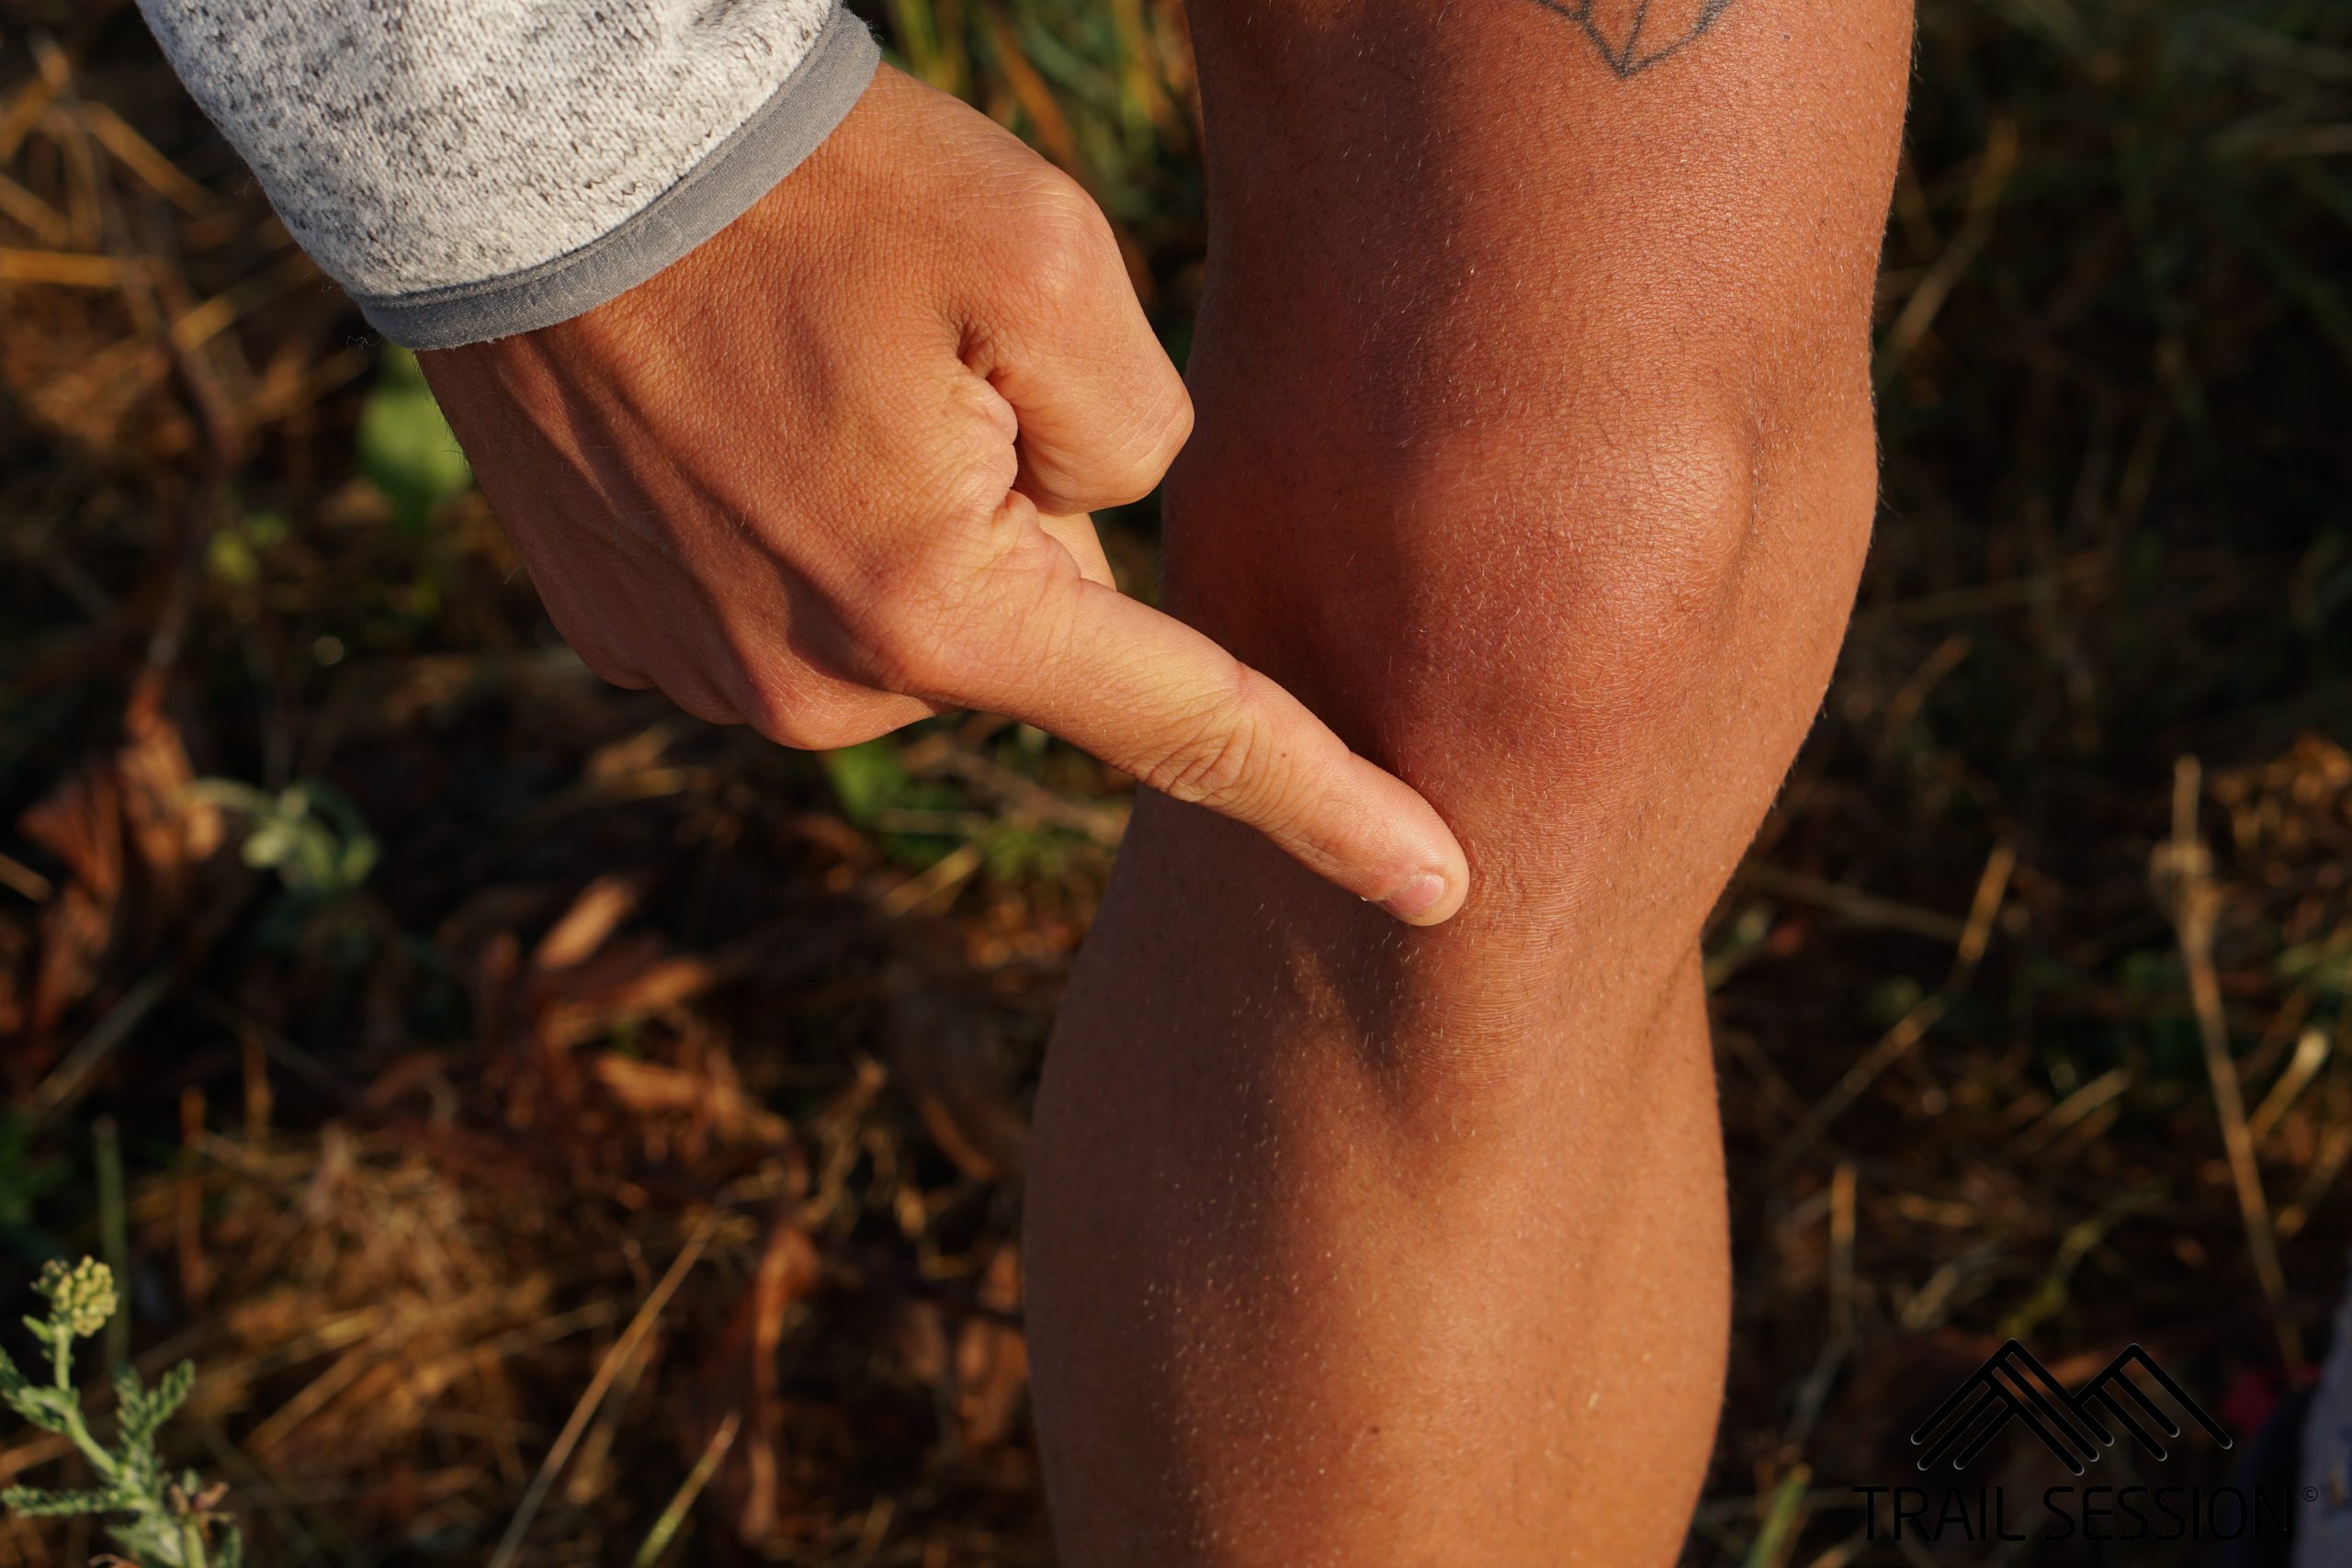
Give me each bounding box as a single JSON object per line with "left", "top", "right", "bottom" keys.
{"left": 354, "top": 3, "right": 879, "bottom": 350}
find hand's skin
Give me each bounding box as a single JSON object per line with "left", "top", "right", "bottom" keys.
{"left": 418, "top": 67, "right": 1468, "bottom": 924}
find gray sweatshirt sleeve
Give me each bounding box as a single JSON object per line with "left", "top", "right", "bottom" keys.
{"left": 136, "top": 0, "right": 879, "bottom": 348}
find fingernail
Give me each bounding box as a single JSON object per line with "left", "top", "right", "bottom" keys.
{"left": 1379, "top": 873, "right": 1451, "bottom": 924}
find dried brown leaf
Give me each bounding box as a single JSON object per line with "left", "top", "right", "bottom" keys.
{"left": 693, "top": 1209, "right": 821, "bottom": 1551}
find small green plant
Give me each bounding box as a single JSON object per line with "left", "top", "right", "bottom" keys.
{"left": 356, "top": 345, "right": 472, "bottom": 531}
{"left": 186, "top": 777, "right": 380, "bottom": 899}
{"left": 0, "top": 1259, "right": 243, "bottom": 1567}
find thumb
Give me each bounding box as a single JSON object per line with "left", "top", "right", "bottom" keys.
{"left": 944, "top": 538, "right": 1468, "bottom": 925}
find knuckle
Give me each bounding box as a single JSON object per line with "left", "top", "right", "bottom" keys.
{"left": 1092, "top": 381, "right": 1194, "bottom": 505}
{"left": 883, "top": 411, "right": 1018, "bottom": 535}
{"left": 1139, "top": 688, "right": 1266, "bottom": 811}
{"left": 1154, "top": 381, "right": 1197, "bottom": 464}
{"left": 936, "top": 437, "right": 1020, "bottom": 527}
{"left": 1015, "top": 181, "right": 1123, "bottom": 315}
{"left": 837, "top": 533, "right": 1012, "bottom": 698}
{"left": 729, "top": 666, "right": 898, "bottom": 751}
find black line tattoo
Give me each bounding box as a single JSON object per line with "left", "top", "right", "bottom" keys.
{"left": 1529, "top": 0, "right": 1739, "bottom": 78}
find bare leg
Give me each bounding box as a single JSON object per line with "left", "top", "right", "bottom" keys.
{"left": 1024, "top": 1, "right": 1912, "bottom": 1561}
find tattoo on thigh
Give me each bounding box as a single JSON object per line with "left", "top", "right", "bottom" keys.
{"left": 1531, "top": 0, "right": 1739, "bottom": 77}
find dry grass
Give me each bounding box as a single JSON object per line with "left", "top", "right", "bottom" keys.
{"left": 0, "top": 0, "right": 2346, "bottom": 1563}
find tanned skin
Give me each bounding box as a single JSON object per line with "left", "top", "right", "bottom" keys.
{"left": 1025, "top": 1, "right": 1912, "bottom": 1562}
{"left": 420, "top": 1, "right": 1912, "bottom": 1560}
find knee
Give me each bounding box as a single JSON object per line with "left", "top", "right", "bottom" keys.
{"left": 1316, "top": 406, "right": 1874, "bottom": 1087}
{"left": 1392, "top": 407, "right": 1866, "bottom": 809}
{"left": 1445, "top": 415, "right": 1778, "bottom": 716}
{"left": 1160, "top": 378, "right": 1875, "bottom": 1089}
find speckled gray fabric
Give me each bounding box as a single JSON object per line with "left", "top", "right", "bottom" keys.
{"left": 138, "top": 0, "right": 876, "bottom": 346}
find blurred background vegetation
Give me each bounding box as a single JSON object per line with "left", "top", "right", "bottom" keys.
{"left": 0, "top": 0, "right": 2347, "bottom": 1562}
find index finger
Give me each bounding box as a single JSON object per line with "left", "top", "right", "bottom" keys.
{"left": 942, "top": 531, "right": 1469, "bottom": 925}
